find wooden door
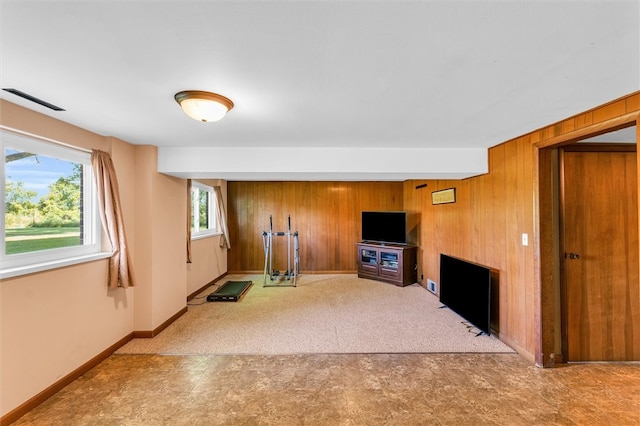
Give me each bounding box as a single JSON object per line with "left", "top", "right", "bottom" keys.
{"left": 562, "top": 147, "right": 640, "bottom": 361}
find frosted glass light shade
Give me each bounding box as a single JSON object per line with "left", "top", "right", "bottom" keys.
{"left": 174, "top": 90, "right": 234, "bottom": 122}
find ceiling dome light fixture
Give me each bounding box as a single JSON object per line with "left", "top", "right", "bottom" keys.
{"left": 174, "top": 90, "right": 234, "bottom": 122}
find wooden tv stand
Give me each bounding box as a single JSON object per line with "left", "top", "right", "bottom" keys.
{"left": 356, "top": 242, "right": 418, "bottom": 287}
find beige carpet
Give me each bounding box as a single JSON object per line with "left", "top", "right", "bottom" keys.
{"left": 117, "top": 274, "right": 514, "bottom": 355}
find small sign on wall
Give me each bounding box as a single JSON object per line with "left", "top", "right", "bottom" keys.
{"left": 431, "top": 187, "right": 456, "bottom": 205}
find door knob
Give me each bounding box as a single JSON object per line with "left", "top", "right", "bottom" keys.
{"left": 565, "top": 252, "right": 581, "bottom": 260}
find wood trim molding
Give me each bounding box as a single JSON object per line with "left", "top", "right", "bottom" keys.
{"left": 228, "top": 270, "right": 358, "bottom": 275}
{"left": 132, "top": 306, "right": 188, "bottom": 338}
{"left": 561, "top": 143, "right": 636, "bottom": 152}
{"left": 534, "top": 110, "right": 638, "bottom": 367}
{"left": 187, "top": 272, "right": 227, "bottom": 301}
{"left": 494, "top": 332, "right": 535, "bottom": 364}
{"left": 2, "top": 303, "right": 189, "bottom": 424}
{"left": 0, "top": 333, "right": 134, "bottom": 426}
{"left": 533, "top": 112, "right": 639, "bottom": 149}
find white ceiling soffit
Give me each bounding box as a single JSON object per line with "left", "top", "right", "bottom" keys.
{"left": 1, "top": 1, "right": 638, "bottom": 180}
{"left": 579, "top": 126, "right": 637, "bottom": 143}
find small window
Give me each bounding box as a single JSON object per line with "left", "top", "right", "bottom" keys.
{"left": 2, "top": 129, "right": 102, "bottom": 273}
{"left": 191, "top": 181, "right": 218, "bottom": 238}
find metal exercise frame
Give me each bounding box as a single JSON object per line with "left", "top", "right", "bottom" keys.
{"left": 262, "top": 215, "right": 299, "bottom": 287}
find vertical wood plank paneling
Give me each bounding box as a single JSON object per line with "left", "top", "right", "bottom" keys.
{"left": 473, "top": 174, "right": 489, "bottom": 264}
{"left": 315, "top": 182, "right": 328, "bottom": 270}
{"left": 295, "top": 182, "right": 310, "bottom": 270}
{"left": 574, "top": 112, "right": 593, "bottom": 130}
{"left": 404, "top": 181, "right": 425, "bottom": 281}
{"left": 526, "top": 139, "right": 537, "bottom": 352}
{"left": 469, "top": 178, "right": 480, "bottom": 261}
{"left": 226, "top": 92, "right": 638, "bottom": 362}
{"left": 592, "top": 99, "right": 627, "bottom": 124}
{"left": 227, "top": 181, "right": 404, "bottom": 273}
{"left": 562, "top": 119, "right": 576, "bottom": 135}
{"left": 504, "top": 140, "right": 520, "bottom": 345}
{"left": 404, "top": 91, "right": 639, "bottom": 362}
{"left": 627, "top": 93, "right": 640, "bottom": 112}
{"left": 408, "top": 138, "right": 534, "bottom": 354}
{"left": 516, "top": 137, "right": 529, "bottom": 349}
{"left": 340, "top": 182, "right": 358, "bottom": 270}
{"left": 522, "top": 137, "right": 536, "bottom": 354}
{"left": 247, "top": 181, "right": 257, "bottom": 271}
{"left": 455, "top": 181, "right": 469, "bottom": 260}
{"left": 227, "top": 182, "right": 239, "bottom": 268}
{"left": 420, "top": 182, "right": 435, "bottom": 283}
{"left": 490, "top": 145, "right": 507, "bottom": 333}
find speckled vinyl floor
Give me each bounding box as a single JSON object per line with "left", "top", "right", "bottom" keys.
{"left": 12, "top": 353, "right": 640, "bottom": 425}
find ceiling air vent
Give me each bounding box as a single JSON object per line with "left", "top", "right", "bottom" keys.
{"left": 2, "top": 88, "right": 65, "bottom": 111}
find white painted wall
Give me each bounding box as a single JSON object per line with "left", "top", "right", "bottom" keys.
{"left": 157, "top": 147, "right": 488, "bottom": 180}
{"left": 1, "top": 101, "right": 226, "bottom": 418}
{"left": 0, "top": 102, "right": 136, "bottom": 417}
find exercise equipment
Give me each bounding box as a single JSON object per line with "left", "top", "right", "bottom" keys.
{"left": 206, "top": 280, "right": 253, "bottom": 302}
{"left": 262, "top": 215, "right": 299, "bottom": 287}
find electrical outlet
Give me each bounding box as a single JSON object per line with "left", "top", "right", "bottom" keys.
{"left": 427, "top": 279, "right": 437, "bottom": 294}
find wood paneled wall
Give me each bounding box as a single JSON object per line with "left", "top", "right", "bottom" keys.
{"left": 226, "top": 92, "right": 639, "bottom": 365}
{"left": 404, "top": 137, "right": 536, "bottom": 358}
{"left": 404, "top": 91, "right": 640, "bottom": 363}
{"left": 227, "top": 181, "right": 403, "bottom": 273}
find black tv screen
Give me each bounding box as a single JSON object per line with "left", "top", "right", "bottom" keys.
{"left": 439, "top": 254, "right": 491, "bottom": 335}
{"left": 361, "top": 211, "right": 407, "bottom": 245}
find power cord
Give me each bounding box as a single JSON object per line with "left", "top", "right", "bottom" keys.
{"left": 187, "top": 283, "right": 218, "bottom": 306}
{"left": 461, "top": 321, "right": 485, "bottom": 337}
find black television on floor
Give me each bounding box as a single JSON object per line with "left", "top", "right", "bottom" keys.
{"left": 439, "top": 254, "right": 491, "bottom": 335}
{"left": 361, "top": 211, "right": 407, "bottom": 245}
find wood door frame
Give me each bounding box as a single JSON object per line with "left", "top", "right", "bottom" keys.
{"left": 558, "top": 144, "right": 637, "bottom": 362}
{"left": 534, "top": 112, "right": 639, "bottom": 367}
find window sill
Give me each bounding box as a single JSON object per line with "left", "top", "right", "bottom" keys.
{"left": 0, "top": 251, "right": 112, "bottom": 280}
{"left": 191, "top": 231, "right": 222, "bottom": 241}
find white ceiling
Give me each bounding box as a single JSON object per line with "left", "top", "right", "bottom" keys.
{"left": 1, "top": 1, "right": 638, "bottom": 180}
{"left": 580, "top": 126, "right": 636, "bottom": 143}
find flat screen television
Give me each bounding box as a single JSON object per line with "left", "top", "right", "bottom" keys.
{"left": 361, "top": 211, "right": 407, "bottom": 245}
{"left": 439, "top": 254, "right": 491, "bottom": 335}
